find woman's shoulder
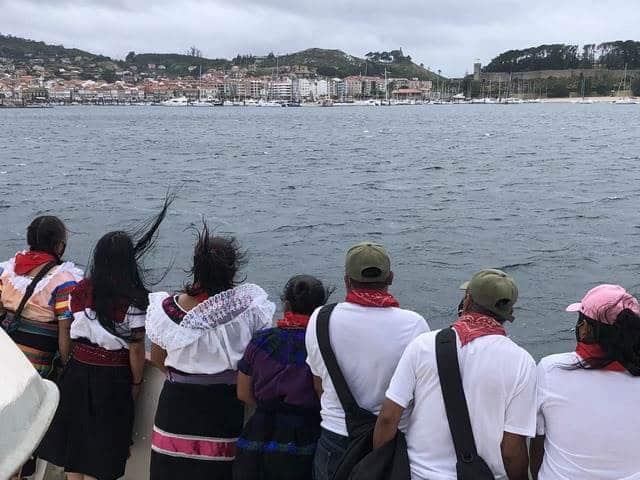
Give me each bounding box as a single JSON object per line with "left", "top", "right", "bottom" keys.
{"left": 50, "top": 261, "right": 84, "bottom": 286}
{"left": 180, "top": 283, "right": 275, "bottom": 331}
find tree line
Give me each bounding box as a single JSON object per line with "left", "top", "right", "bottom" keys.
{"left": 484, "top": 41, "right": 640, "bottom": 72}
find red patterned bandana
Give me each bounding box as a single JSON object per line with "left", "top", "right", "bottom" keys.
{"left": 277, "top": 311, "right": 311, "bottom": 329}
{"left": 345, "top": 289, "right": 400, "bottom": 308}
{"left": 14, "top": 251, "right": 58, "bottom": 276}
{"left": 576, "top": 342, "right": 626, "bottom": 372}
{"left": 452, "top": 311, "right": 507, "bottom": 347}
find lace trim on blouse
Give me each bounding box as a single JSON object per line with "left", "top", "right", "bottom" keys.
{"left": 0, "top": 257, "right": 83, "bottom": 295}
{"left": 146, "top": 284, "right": 275, "bottom": 351}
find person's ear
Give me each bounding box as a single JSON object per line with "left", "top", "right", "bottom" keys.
{"left": 462, "top": 292, "right": 472, "bottom": 311}
{"left": 344, "top": 275, "right": 351, "bottom": 290}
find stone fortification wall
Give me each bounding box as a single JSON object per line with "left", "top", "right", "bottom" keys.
{"left": 478, "top": 68, "right": 640, "bottom": 82}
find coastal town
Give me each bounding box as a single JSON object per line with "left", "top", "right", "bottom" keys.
{"left": 1, "top": 36, "right": 640, "bottom": 107}
{"left": 0, "top": 48, "right": 435, "bottom": 106}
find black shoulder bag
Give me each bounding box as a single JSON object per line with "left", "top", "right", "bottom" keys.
{"left": 436, "top": 328, "right": 495, "bottom": 480}
{"left": 316, "top": 304, "right": 410, "bottom": 480}
{"left": 2, "top": 261, "right": 58, "bottom": 334}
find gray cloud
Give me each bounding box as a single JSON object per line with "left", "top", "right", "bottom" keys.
{"left": 1, "top": 0, "right": 638, "bottom": 76}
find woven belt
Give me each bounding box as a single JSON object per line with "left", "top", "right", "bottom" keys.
{"left": 167, "top": 369, "right": 237, "bottom": 385}
{"left": 72, "top": 342, "right": 129, "bottom": 367}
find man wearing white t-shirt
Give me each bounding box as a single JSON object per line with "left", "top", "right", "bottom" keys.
{"left": 373, "top": 269, "right": 536, "bottom": 480}
{"left": 530, "top": 284, "right": 640, "bottom": 480}
{"left": 305, "top": 242, "right": 429, "bottom": 480}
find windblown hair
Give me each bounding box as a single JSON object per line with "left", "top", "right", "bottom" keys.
{"left": 185, "top": 222, "right": 247, "bottom": 298}
{"left": 88, "top": 196, "right": 172, "bottom": 338}
{"left": 27, "top": 216, "right": 67, "bottom": 261}
{"left": 282, "top": 275, "right": 333, "bottom": 315}
{"left": 573, "top": 310, "right": 640, "bottom": 376}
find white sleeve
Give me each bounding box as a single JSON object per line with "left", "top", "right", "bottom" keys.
{"left": 535, "top": 362, "right": 548, "bottom": 436}
{"left": 385, "top": 338, "right": 420, "bottom": 409}
{"left": 305, "top": 309, "right": 323, "bottom": 377}
{"left": 127, "top": 306, "right": 147, "bottom": 329}
{"left": 412, "top": 313, "right": 430, "bottom": 337}
{"left": 504, "top": 354, "right": 538, "bottom": 437}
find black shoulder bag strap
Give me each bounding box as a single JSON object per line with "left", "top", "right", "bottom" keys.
{"left": 5, "top": 261, "right": 58, "bottom": 333}
{"left": 316, "top": 303, "right": 375, "bottom": 436}
{"left": 436, "top": 328, "right": 494, "bottom": 479}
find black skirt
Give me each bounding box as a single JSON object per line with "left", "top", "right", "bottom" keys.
{"left": 233, "top": 400, "right": 321, "bottom": 480}
{"left": 150, "top": 380, "right": 244, "bottom": 480}
{"left": 38, "top": 358, "right": 134, "bottom": 480}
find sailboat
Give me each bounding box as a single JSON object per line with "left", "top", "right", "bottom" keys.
{"left": 612, "top": 65, "right": 639, "bottom": 104}
{"left": 575, "top": 78, "right": 594, "bottom": 104}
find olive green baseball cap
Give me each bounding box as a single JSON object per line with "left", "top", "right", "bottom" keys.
{"left": 345, "top": 242, "right": 391, "bottom": 283}
{"left": 463, "top": 268, "right": 518, "bottom": 321}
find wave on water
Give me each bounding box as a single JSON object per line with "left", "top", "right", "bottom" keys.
{"left": 272, "top": 222, "right": 346, "bottom": 233}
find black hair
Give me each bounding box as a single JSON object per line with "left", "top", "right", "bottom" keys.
{"left": 467, "top": 301, "right": 508, "bottom": 324}
{"left": 27, "top": 216, "right": 67, "bottom": 260}
{"left": 572, "top": 310, "right": 640, "bottom": 376}
{"left": 185, "top": 221, "right": 247, "bottom": 298}
{"left": 88, "top": 196, "right": 172, "bottom": 339}
{"left": 282, "top": 275, "right": 333, "bottom": 315}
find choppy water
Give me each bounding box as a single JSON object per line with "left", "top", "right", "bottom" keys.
{"left": 2, "top": 104, "right": 640, "bottom": 358}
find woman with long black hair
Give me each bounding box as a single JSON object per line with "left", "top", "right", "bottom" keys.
{"left": 147, "top": 223, "right": 275, "bottom": 480}
{"left": 38, "top": 198, "right": 172, "bottom": 480}
{"left": 530, "top": 284, "right": 640, "bottom": 480}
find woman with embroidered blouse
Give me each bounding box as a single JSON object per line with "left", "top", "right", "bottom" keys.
{"left": 234, "top": 275, "right": 330, "bottom": 480}
{"left": 147, "top": 224, "right": 275, "bottom": 480}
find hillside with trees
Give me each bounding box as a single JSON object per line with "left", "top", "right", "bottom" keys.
{"left": 484, "top": 41, "right": 640, "bottom": 72}
{"left": 0, "top": 35, "right": 442, "bottom": 81}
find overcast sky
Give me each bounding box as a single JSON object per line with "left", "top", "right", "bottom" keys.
{"left": 2, "top": 0, "right": 639, "bottom": 76}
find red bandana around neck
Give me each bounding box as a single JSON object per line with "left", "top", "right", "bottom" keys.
{"left": 345, "top": 289, "right": 400, "bottom": 308}
{"left": 576, "top": 342, "right": 626, "bottom": 372}
{"left": 14, "top": 251, "right": 58, "bottom": 276}
{"left": 277, "top": 311, "right": 311, "bottom": 329}
{"left": 452, "top": 311, "right": 507, "bottom": 347}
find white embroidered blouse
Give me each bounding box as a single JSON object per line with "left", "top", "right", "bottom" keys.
{"left": 146, "top": 283, "right": 275, "bottom": 375}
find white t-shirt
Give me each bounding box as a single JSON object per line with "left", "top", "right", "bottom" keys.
{"left": 305, "top": 302, "right": 429, "bottom": 436}
{"left": 536, "top": 352, "right": 640, "bottom": 480}
{"left": 386, "top": 329, "right": 537, "bottom": 480}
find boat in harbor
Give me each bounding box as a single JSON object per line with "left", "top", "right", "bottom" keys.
{"left": 257, "top": 99, "right": 282, "bottom": 107}
{"left": 160, "top": 96, "right": 189, "bottom": 107}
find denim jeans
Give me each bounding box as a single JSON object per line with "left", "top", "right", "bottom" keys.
{"left": 313, "top": 428, "right": 350, "bottom": 480}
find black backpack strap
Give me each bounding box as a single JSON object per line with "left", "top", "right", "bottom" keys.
{"left": 435, "top": 328, "right": 479, "bottom": 464}
{"left": 316, "top": 303, "right": 360, "bottom": 417}
{"left": 8, "top": 261, "right": 58, "bottom": 331}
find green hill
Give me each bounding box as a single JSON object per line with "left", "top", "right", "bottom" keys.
{"left": 0, "top": 34, "right": 443, "bottom": 81}
{"left": 254, "top": 48, "right": 442, "bottom": 81}
{"left": 0, "top": 33, "right": 110, "bottom": 63}
{"left": 127, "top": 53, "right": 231, "bottom": 77}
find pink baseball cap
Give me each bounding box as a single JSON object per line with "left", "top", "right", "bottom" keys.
{"left": 566, "top": 284, "right": 640, "bottom": 325}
